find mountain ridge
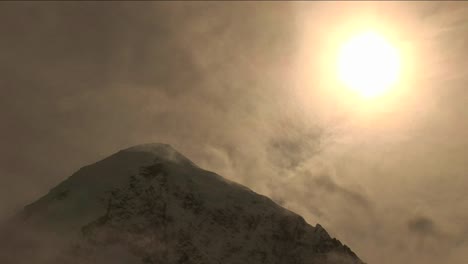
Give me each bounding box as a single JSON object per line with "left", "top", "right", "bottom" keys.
{"left": 2, "top": 143, "right": 365, "bottom": 264}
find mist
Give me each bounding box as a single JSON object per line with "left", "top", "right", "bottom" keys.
{"left": 2, "top": 2, "right": 468, "bottom": 263}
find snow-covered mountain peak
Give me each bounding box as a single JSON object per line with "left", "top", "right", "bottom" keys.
{"left": 120, "top": 143, "right": 195, "bottom": 166}
{"left": 2, "top": 143, "right": 365, "bottom": 264}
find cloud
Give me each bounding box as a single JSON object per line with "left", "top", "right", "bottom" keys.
{"left": 313, "top": 175, "right": 372, "bottom": 210}
{"left": 2, "top": 2, "right": 468, "bottom": 264}
{"left": 267, "top": 118, "right": 326, "bottom": 171}
{"left": 407, "top": 216, "right": 439, "bottom": 237}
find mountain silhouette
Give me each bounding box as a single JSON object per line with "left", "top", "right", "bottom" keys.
{"left": 1, "top": 143, "right": 365, "bottom": 264}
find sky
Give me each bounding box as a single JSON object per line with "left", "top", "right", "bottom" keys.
{"left": 1, "top": 1, "right": 468, "bottom": 263}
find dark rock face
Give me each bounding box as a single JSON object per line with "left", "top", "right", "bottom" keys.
{"left": 1, "top": 144, "right": 365, "bottom": 264}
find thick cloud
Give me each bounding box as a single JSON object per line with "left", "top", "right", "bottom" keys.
{"left": 408, "top": 216, "right": 439, "bottom": 237}
{"left": 2, "top": 2, "right": 468, "bottom": 264}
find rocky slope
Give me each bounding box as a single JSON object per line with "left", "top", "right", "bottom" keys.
{"left": 1, "top": 143, "right": 364, "bottom": 264}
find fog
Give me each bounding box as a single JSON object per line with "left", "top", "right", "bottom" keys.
{"left": 1, "top": 2, "right": 468, "bottom": 263}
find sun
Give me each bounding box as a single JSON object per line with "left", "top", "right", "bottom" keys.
{"left": 337, "top": 31, "right": 401, "bottom": 98}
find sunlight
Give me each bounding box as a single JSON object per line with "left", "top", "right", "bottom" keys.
{"left": 337, "top": 31, "right": 401, "bottom": 98}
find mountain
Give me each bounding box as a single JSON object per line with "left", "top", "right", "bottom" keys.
{"left": 1, "top": 143, "right": 365, "bottom": 264}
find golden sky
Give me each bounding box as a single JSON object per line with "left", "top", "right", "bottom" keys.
{"left": 1, "top": 2, "right": 468, "bottom": 263}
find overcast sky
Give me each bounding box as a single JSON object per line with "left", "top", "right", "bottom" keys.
{"left": 2, "top": 2, "right": 468, "bottom": 263}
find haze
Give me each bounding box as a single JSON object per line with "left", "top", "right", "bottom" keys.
{"left": 1, "top": 2, "right": 468, "bottom": 263}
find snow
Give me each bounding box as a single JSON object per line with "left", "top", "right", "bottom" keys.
{"left": 5, "top": 143, "right": 364, "bottom": 264}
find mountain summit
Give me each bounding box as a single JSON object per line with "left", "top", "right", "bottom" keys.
{"left": 2, "top": 143, "right": 365, "bottom": 264}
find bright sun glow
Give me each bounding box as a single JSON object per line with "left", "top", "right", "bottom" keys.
{"left": 337, "top": 31, "right": 401, "bottom": 98}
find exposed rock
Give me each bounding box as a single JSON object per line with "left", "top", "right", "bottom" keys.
{"left": 1, "top": 143, "right": 365, "bottom": 264}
